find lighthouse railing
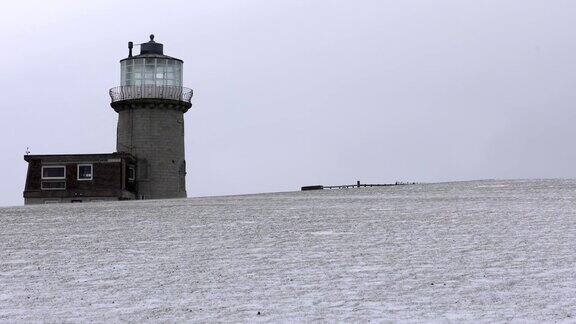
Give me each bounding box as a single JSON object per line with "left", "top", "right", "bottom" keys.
{"left": 109, "top": 85, "right": 193, "bottom": 103}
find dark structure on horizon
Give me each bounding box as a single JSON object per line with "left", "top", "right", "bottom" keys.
{"left": 23, "top": 35, "right": 193, "bottom": 204}
{"left": 301, "top": 181, "right": 418, "bottom": 191}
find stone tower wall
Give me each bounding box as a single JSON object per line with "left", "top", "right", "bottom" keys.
{"left": 116, "top": 103, "right": 187, "bottom": 199}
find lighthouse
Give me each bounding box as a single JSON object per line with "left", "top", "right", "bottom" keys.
{"left": 22, "top": 35, "right": 192, "bottom": 204}
{"left": 109, "top": 35, "right": 193, "bottom": 199}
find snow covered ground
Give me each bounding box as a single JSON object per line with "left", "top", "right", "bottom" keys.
{"left": 1, "top": 179, "right": 575, "bottom": 322}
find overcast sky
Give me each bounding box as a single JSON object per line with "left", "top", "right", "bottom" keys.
{"left": 1, "top": 0, "right": 575, "bottom": 206}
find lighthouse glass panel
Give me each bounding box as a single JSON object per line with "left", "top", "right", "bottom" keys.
{"left": 121, "top": 58, "right": 182, "bottom": 87}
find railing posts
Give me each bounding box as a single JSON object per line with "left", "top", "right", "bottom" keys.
{"left": 109, "top": 85, "right": 192, "bottom": 103}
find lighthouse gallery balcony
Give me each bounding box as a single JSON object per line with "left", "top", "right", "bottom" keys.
{"left": 109, "top": 85, "right": 193, "bottom": 103}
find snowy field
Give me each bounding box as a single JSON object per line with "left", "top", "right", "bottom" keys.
{"left": 1, "top": 179, "right": 575, "bottom": 322}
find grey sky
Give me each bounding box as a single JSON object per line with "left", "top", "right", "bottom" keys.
{"left": 2, "top": 0, "right": 575, "bottom": 206}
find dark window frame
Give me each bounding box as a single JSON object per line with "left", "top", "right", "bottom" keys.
{"left": 128, "top": 165, "right": 136, "bottom": 181}
{"left": 77, "top": 164, "right": 93, "bottom": 181}
{"left": 41, "top": 166, "right": 66, "bottom": 180}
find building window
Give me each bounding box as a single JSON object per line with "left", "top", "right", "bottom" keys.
{"left": 77, "top": 164, "right": 93, "bottom": 180}
{"left": 42, "top": 166, "right": 65, "bottom": 179}
{"left": 128, "top": 165, "right": 136, "bottom": 181}
{"left": 41, "top": 181, "right": 66, "bottom": 190}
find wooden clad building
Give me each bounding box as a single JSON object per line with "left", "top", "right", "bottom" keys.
{"left": 23, "top": 153, "right": 137, "bottom": 204}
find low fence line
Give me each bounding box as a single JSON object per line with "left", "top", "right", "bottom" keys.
{"left": 301, "top": 181, "right": 418, "bottom": 191}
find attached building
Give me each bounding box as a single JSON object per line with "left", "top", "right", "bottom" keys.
{"left": 23, "top": 153, "right": 137, "bottom": 204}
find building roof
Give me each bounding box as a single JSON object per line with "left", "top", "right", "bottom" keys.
{"left": 119, "top": 34, "right": 183, "bottom": 63}
{"left": 24, "top": 152, "right": 136, "bottom": 162}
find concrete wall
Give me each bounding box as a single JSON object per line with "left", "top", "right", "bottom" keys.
{"left": 116, "top": 104, "right": 187, "bottom": 199}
